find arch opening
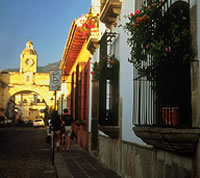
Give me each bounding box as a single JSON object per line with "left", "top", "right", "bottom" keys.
{"left": 6, "top": 90, "right": 49, "bottom": 124}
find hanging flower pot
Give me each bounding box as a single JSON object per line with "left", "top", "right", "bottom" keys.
{"left": 91, "top": 55, "right": 119, "bottom": 81}
{"left": 81, "top": 13, "right": 99, "bottom": 39}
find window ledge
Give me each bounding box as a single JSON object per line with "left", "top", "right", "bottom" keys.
{"left": 133, "top": 127, "right": 200, "bottom": 153}
{"left": 99, "top": 125, "right": 119, "bottom": 139}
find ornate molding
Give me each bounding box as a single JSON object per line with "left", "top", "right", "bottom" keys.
{"left": 86, "top": 28, "right": 99, "bottom": 54}
{"left": 87, "top": 37, "right": 99, "bottom": 54}
{"left": 100, "top": 0, "right": 122, "bottom": 29}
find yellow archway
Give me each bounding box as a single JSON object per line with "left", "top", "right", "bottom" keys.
{"left": 8, "top": 86, "right": 54, "bottom": 107}
{"left": 0, "top": 41, "right": 65, "bottom": 118}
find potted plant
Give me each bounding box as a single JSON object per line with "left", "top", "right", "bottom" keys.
{"left": 91, "top": 54, "right": 119, "bottom": 81}
{"left": 81, "top": 12, "right": 99, "bottom": 39}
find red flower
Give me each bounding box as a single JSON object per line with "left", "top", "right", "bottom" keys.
{"left": 87, "top": 24, "right": 92, "bottom": 29}
{"left": 165, "top": 46, "right": 172, "bottom": 53}
{"left": 130, "top": 13, "right": 134, "bottom": 17}
{"left": 109, "top": 59, "right": 114, "bottom": 63}
{"left": 91, "top": 71, "right": 95, "bottom": 75}
{"left": 91, "top": 23, "right": 96, "bottom": 28}
{"left": 135, "top": 10, "right": 140, "bottom": 15}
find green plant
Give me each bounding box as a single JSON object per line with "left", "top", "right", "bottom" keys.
{"left": 91, "top": 55, "right": 119, "bottom": 81}
{"left": 81, "top": 13, "right": 99, "bottom": 39}
{"left": 123, "top": 0, "right": 190, "bottom": 80}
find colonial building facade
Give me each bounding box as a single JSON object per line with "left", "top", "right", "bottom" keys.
{"left": 60, "top": 16, "right": 91, "bottom": 150}
{"left": 60, "top": 0, "right": 200, "bottom": 177}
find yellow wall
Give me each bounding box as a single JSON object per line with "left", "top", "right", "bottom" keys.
{"left": 0, "top": 72, "right": 54, "bottom": 112}
{"left": 66, "top": 41, "right": 91, "bottom": 97}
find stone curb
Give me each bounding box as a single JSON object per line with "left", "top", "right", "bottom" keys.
{"left": 54, "top": 152, "right": 73, "bottom": 178}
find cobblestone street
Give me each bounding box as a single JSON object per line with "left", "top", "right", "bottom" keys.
{"left": 0, "top": 127, "right": 57, "bottom": 178}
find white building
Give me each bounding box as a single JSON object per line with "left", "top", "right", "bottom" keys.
{"left": 87, "top": 0, "right": 200, "bottom": 177}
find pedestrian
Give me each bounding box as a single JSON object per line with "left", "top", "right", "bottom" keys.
{"left": 51, "top": 110, "right": 62, "bottom": 152}
{"left": 60, "top": 115, "right": 65, "bottom": 147}
{"left": 61, "top": 108, "right": 74, "bottom": 152}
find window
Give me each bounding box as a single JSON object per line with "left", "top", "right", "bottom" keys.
{"left": 132, "top": 0, "right": 196, "bottom": 153}
{"left": 74, "top": 62, "right": 89, "bottom": 126}
{"left": 99, "top": 32, "right": 119, "bottom": 126}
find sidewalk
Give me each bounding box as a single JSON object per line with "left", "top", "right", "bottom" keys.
{"left": 54, "top": 142, "right": 121, "bottom": 178}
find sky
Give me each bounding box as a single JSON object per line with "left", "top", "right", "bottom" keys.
{"left": 0, "top": 0, "right": 91, "bottom": 70}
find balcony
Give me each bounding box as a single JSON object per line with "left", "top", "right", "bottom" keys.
{"left": 132, "top": 61, "right": 197, "bottom": 153}
{"left": 100, "top": 0, "right": 122, "bottom": 29}
{"left": 86, "top": 28, "right": 99, "bottom": 54}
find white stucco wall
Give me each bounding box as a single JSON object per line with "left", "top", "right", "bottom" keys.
{"left": 88, "top": 0, "right": 147, "bottom": 144}
{"left": 113, "top": 0, "right": 144, "bottom": 144}
{"left": 88, "top": 0, "right": 100, "bottom": 133}
{"left": 89, "top": 51, "right": 99, "bottom": 132}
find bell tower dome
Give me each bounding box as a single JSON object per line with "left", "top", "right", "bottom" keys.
{"left": 20, "top": 41, "right": 38, "bottom": 73}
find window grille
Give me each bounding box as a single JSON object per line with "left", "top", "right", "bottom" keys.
{"left": 99, "top": 32, "right": 119, "bottom": 126}
{"left": 133, "top": 0, "right": 191, "bottom": 127}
